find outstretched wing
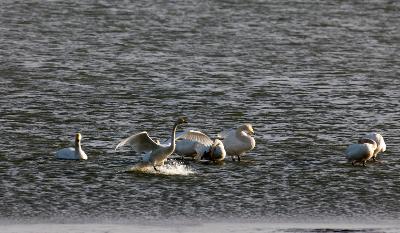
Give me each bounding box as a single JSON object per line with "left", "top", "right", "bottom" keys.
{"left": 115, "top": 131, "right": 159, "bottom": 153}
{"left": 177, "top": 130, "right": 213, "bottom": 146}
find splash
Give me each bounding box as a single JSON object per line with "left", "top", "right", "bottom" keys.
{"left": 127, "top": 160, "right": 195, "bottom": 176}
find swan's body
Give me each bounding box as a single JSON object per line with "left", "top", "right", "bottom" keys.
{"left": 218, "top": 124, "right": 255, "bottom": 161}
{"left": 171, "top": 130, "right": 226, "bottom": 162}
{"left": 345, "top": 138, "right": 377, "bottom": 166}
{"left": 115, "top": 117, "right": 188, "bottom": 170}
{"left": 199, "top": 139, "right": 226, "bottom": 162}
{"left": 362, "top": 133, "right": 386, "bottom": 161}
{"left": 55, "top": 133, "right": 88, "bottom": 160}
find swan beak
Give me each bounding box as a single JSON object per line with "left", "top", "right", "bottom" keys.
{"left": 248, "top": 128, "right": 255, "bottom": 135}
{"left": 179, "top": 117, "right": 188, "bottom": 124}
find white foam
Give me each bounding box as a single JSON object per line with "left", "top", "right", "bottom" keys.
{"left": 127, "top": 160, "right": 195, "bottom": 176}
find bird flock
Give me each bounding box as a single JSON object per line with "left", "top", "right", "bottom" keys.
{"left": 55, "top": 117, "right": 386, "bottom": 170}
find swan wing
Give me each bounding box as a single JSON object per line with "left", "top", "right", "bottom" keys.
{"left": 115, "top": 131, "right": 159, "bottom": 153}
{"left": 217, "top": 128, "right": 234, "bottom": 139}
{"left": 177, "top": 130, "right": 213, "bottom": 146}
{"left": 194, "top": 143, "right": 210, "bottom": 160}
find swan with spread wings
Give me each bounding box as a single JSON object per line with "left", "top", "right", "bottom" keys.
{"left": 115, "top": 117, "right": 188, "bottom": 171}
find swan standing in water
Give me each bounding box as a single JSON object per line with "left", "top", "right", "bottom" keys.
{"left": 171, "top": 130, "right": 226, "bottom": 162}
{"left": 345, "top": 138, "right": 377, "bottom": 167}
{"left": 218, "top": 123, "right": 255, "bottom": 161}
{"left": 55, "top": 133, "right": 88, "bottom": 160}
{"left": 361, "top": 132, "right": 386, "bottom": 161}
{"left": 115, "top": 117, "right": 188, "bottom": 171}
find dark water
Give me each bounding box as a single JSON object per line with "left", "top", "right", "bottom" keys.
{"left": 1, "top": 0, "right": 400, "bottom": 226}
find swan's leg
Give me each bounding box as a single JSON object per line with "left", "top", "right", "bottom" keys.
{"left": 362, "top": 161, "right": 366, "bottom": 167}
{"left": 231, "top": 155, "right": 236, "bottom": 161}
{"left": 153, "top": 165, "right": 159, "bottom": 171}
{"left": 237, "top": 155, "right": 241, "bottom": 162}
{"left": 351, "top": 161, "right": 355, "bottom": 167}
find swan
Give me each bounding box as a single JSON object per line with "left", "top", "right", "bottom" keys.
{"left": 170, "top": 130, "right": 226, "bottom": 162}
{"left": 345, "top": 138, "right": 377, "bottom": 166}
{"left": 361, "top": 132, "right": 386, "bottom": 161}
{"left": 199, "top": 139, "right": 226, "bottom": 162}
{"left": 115, "top": 117, "right": 188, "bottom": 171}
{"left": 218, "top": 123, "right": 255, "bottom": 161}
{"left": 55, "top": 133, "right": 88, "bottom": 160}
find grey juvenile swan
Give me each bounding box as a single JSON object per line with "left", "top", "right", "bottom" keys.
{"left": 115, "top": 117, "right": 188, "bottom": 171}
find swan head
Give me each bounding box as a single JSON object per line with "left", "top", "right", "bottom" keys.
{"left": 75, "top": 133, "right": 82, "bottom": 143}
{"left": 175, "top": 117, "right": 188, "bottom": 125}
{"left": 358, "top": 138, "right": 377, "bottom": 149}
{"left": 213, "top": 139, "right": 224, "bottom": 147}
{"left": 239, "top": 124, "right": 254, "bottom": 135}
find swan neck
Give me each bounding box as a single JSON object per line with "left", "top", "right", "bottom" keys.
{"left": 170, "top": 123, "right": 179, "bottom": 150}
{"left": 236, "top": 129, "right": 248, "bottom": 139}
{"left": 75, "top": 140, "right": 82, "bottom": 158}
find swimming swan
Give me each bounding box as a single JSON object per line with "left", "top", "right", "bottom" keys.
{"left": 170, "top": 130, "right": 226, "bottom": 162}
{"left": 55, "top": 133, "right": 88, "bottom": 160}
{"left": 361, "top": 132, "right": 386, "bottom": 161}
{"left": 218, "top": 123, "right": 255, "bottom": 161}
{"left": 115, "top": 117, "right": 188, "bottom": 171}
{"left": 345, "top": 138, "right": 377, "bottom": 166}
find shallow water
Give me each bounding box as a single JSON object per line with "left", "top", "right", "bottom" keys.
{"left": 1, "top": 0, "right": 400, "bottom": 228}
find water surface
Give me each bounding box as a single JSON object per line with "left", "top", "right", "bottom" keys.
{"left": 1, "top": 0, "right": 400, "bottom": 228}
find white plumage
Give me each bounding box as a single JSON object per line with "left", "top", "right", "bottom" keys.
{"left": 55, "top": 133, "right": 88, "bottom": 160}
{"left": 170, "top": 130, "right": 226, "bottom": 162}
{"left": 361, "top": 132, "right": 386, "bottom": 161}
{"left": 115, "top": 117, "right": 188, "bottom": 171}
{"left": 345, "top": 138, "right": 377, "bottom": 166}
{"left": 218, "top": 123, "right": 256, "bottom": 161}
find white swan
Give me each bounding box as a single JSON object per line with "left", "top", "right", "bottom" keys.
{"left": 361, "top": 132, "right": 386, "bottom": 161}
{"left": 55, "top": 133, "right": 88, "bottom": 160}
{"left": 345, "top": 138, "right": 377, "bottom": 166}
{"left": 171, "top": 130, "right": 226, "bottom": 162}
{"left": 198, "top": 139, "right": 226, "bottom": 162}
{"left": 218, "top": 123, "right": 255, "bottom": 161}
{"left": 115, "top": 117, "right": 188, "bottom": 171}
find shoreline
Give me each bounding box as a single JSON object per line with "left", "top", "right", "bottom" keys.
{"left": 1, "top": 220, "right": 399, "bottom": 233}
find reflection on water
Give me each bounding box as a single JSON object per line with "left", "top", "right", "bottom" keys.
{"left": 1, "top": 0, "right": 400, "bottom": 224}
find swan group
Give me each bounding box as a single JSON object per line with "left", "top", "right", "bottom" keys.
{"left": 54, "top": 118, "right": 388, "bottom": 170}
{"left": 345, "top": 132, "right": 386, "bottom": 167}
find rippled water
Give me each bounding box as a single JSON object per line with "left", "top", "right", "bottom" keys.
{"left": 1, "top": 0, "right": 400, "bottom": 228}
